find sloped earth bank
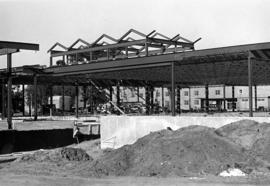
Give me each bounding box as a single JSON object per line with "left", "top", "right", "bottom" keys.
{"left": 2, "top": 120, "right": 270, "bottom": 179}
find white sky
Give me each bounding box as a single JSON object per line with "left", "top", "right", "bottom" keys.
{"left": 0, "top": 0, "right": 270, "bottom": 68}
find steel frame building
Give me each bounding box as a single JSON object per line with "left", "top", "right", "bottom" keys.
{"left": 2, "top": 29, "right": 270, "bottom": 129}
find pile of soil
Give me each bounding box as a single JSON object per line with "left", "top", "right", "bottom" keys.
{"left": 18, "top": 147, "right": 92, "bottom": 162}
{"left": 6, "top": 120, "right": 270, "bottom": 178}
{"left": 88, "top": 125, "right": 267, "bottom": 177}
{"left": 215, "top": 119, "right": 270, "bottom": 163}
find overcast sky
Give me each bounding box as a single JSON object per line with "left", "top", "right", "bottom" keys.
{"left": 0, "top": 0, "right": 269, "bottom": 68}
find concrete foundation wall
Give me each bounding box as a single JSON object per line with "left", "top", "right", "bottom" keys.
{"left": 100, "top": 116, "right": 270, "bottom": 149}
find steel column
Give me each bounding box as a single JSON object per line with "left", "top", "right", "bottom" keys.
{"left": 171, "top": 62, "right": 175, "bottom": 116}
{"left": 7, "top": 53, "right": 12, "bottom": 129}
{"left": 205, "top": 85, "right": 209, "bottom": 113}
{"left": 223, "top": 85, "right": 226, "bottom": 110}
{"left": 248, "top": 51, "right": 253, "bottom": 117}
{"left": 22, "top": 84, "right": 25, "bottom": 116}
{"left": 33, "top": 75, "right": 38, "bottom": 121}
{"left": 116, "top": 82, "right": 120, "bottom": 108}
{"left": 254, "top": 85, "right": 257, "bottom": 111}
{"left": 145, "top": 86, "right": 150, "bottom": 115}
{"left": 75, "top": 85, "right": 79, "bottom": 118}
{"left": 62, "top": 85, "right": 65, "bottom": 113}
{"left": 50, "top": 86, "right": 53, "bottom": 117}
{"left": 189, "top": 87, "right": 191, "bottom": 110}
{"left": 1, "top": 80, "right": 5, "bottom": 120}
{"left": 161, "top": 86, "right": 164, "bottom": 111}
{"left": 137, "top": 87, "right": 140, "bottom": 102}
{"left": 176, "top": 86, "right": 181, "bottom": 115}
{"left": 150, "top": 86, "right": 154, "bottom": 114}
{"left": 50, "top": 56, "right": 53, "bottom": 66}
{"left": 232, "top": 86, "right": 235, "bottom": 112}
{"left": 109, "top": 86, "right": 113, "bottom": 101}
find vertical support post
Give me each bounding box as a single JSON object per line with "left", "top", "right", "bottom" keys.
{"left": 205, "top": 85, "right": 209, "bottom": 113}
{"left": 137, "top": 86, "right": 140, "bottom": 102}
{"left": 50, "top": 56, "right": 53, "bottom": 66}
{"left": 254, "top": 85, "right": 257, "bottom": 111}
{"left": 109, "top": 86, "right": 113, "bottom": 101}
{"left": 116, "top": 82, "right": 120, "bottom": 108}
{"left": 89, "top": 52, "right": 92, "bottom": 62}
{"left": 176, "top": 86, "right": 181, "bottom": 115}
{"left": 125, "top": 47, "right": 128, "bottom": 58}
{"left": 62, "top": 85, "right": 65, "bottom": 114}
{"left": 232, "top": 86, "right": 235, "bottom": 112}
{"left": 189, "top": 87, "right": 191, "bottom": 110}
{"left": 107, "top": 49, "right": 110, "bottom": 60}
{"left": 223, "top": 85, "right": 226, "bottom": 111}
{"left": 50, "top": 85, "right": 53, "bottom": 117}
{"left": 33, "top": 74, "right": 38, "bottom": 121}
{"left": 89, "top": 84, "right": 93, "bottom": 114}
{"left": 145, "top": 85, "right": 150, "bottom": 115}
{"left": 248, "top": 51, "right": 253, "bottom": 117}
{"left": 161, "top": 86, "right": 164, "bottom": 111}
{"left": 171, "top": 62, "right": 175, "bottom": 116}
{"left": 62, "top": 55, "right": 65, "bottom": 64}
{"left": 75, "top": 85, "right": 79, "bottom": 118}
{"left": 22, "top": 84, "right": 25, "bottom": 116}
{"left": 7, "top": 53, "right": 12, "bottom": 129}
{"left": 150, "top": 86, "right": 154, "bottom": 114}
{"left": 145, "top": 43, "right": 149, "bottom": 56}
{"left": 1, "top": 79, "right": 5, "bottom": 120}
{"left": 83, "top": 86, "right": 87, "bottom": 109}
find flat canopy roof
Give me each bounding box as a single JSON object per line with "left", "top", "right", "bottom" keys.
{"left": 2, "top": 42, "right": 270, "bottom": 87}
{"left": 0, "top": 41, "right": 39, "bottom": 56}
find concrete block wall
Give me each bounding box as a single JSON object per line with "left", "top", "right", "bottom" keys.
{"left": 100, "top": 116, "right": 270, "bottom": 149}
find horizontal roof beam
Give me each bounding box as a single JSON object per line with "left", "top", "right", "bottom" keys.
{"left": 0, "top": 41, "right": 39, "bottom": 51}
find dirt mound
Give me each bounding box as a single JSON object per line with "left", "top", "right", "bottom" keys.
{"left": 89, "top": 125, "right": 263, "bottom": 177}
{"left": 215, "top": 119, "right": 270, "bottom": 162}
{"left": 18, "top": 147, "right": 92, "bottom": 162}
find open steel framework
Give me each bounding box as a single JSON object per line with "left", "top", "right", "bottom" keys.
{"left": 1, "top": 29, "right": 270, "bottom": 129}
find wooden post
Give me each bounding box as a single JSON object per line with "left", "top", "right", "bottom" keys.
{"left": 161, "top": 86, "right": 164, "bottom": 111}
{"left": 116, "top": 82, "right": 120, "bottom": 108}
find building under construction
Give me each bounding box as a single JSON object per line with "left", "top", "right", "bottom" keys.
{"left": 1, "top": 29, "right": 270, "bottom": 129}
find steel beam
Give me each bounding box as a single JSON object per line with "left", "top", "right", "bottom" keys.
{"left": 0, "top": 41, "right": 39, "bottom": 50}
{"left": 171, "top": 62, "right": 175, "bottom": 116}
{"left": 51, "top": 39, "right": 146, "bottom": 57}
{"left": 248, "top": 51, "right": 253, "bottom": 117}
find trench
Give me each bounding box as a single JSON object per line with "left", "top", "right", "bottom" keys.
{"left": 0, "top": 129, "right": 100, "bottom": 154}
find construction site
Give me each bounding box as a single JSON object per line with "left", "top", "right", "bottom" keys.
{"left": 1, "top": 27, "right": 270, "bottom": 185}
